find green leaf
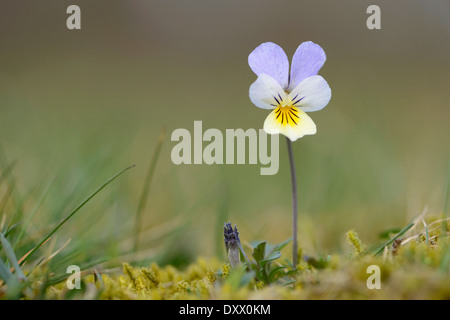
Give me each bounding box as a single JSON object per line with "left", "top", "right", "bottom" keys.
{"left": 268, "top": 266, "right": 287, "bottom": 282}
{"left": 0, "top": 258, "right": 12, "bottom": 283}
{"left": 260, "top": 251, "right": 281, "bottom": 267}
{"left": 252, "top": 241, "right": 267, "bottom": 263}
{"left": 249, "top": 240, "right": 265, "bottom": 249}
{"left": 286, "top": 268, "right": 299, "bottom": 276}
{"left": 0, "top": 231, "right": 26, "bottom": 281}
{"left": 378, "top": 228, "right": 401, "bottom": 240}
{"left": 256, "top": 268, "right": 269, "bottom": 284}
{"left": 3, "top": 222, "right": 21, "bottom": 238}
{"left": 269, "top": 238, "right": 292, "bottom": 253}
{"left": 372, "top": 220, "right": 415, "bottom": 256}
{"left": 277, "top": 276, "right": 296, "bottom": 287}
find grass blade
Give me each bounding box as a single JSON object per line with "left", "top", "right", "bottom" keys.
{"left": 19, "top": 164, "right": 135, "bottom": 266}
{"left": 0, "top": 161, "right": 17, "bottom": 186}
{"left": 0, "top": 147, "right": 24, "bottom": 227}
{"left": 422, "top": 218, "right": 429, "bottom": 246}
{"left": 14, "top": 179, "right": 54, "bottom": 248}
{"left": 0, "top": 183, "right": 14, "bottom": 218}
{"left": 443, "top": 155, "right": 450, "bottom": 233}
{"left": 133, "top": 129, "right": 165, "bottom": 252}
{"left": 0, "top": 257, "right": 12, "bottom": 283}
{"left": 372, "top": 220, "right": 415, "bottom": 256}
{"left": 0, "top": 231, "right": 26, "bottom": 281}
{"left": 18, "top": 238, "right": 52, "bottom": 266}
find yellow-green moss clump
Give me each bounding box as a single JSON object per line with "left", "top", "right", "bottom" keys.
{"left": 23, "top": 219, "right": 450, "bottom": 300}
{"left": 346, "top": 229, "right": 366, "bottom": 256}
{"left": 108, "top": 258, "right": 219, "bottom": 299}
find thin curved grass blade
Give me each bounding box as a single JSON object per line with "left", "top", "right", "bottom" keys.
{"left": 19, "top": 164, "right": 135, "bottom": 266}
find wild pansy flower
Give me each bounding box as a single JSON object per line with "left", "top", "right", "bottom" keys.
{"left": 248, "top": 41, "right": 331, "bottom": 141}
{"left": 248, "top": 41, "right": 331, "bottom": 266}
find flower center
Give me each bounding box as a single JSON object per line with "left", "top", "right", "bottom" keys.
{"left": 274, "top": 105, "right": 300, "bottom": 126}
{"left": 271, "top": 92, "right": 304, "bottom": 127}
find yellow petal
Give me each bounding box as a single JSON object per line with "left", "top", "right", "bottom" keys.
{"left": 263, "top": 106, "right": 316, "bottom": 141}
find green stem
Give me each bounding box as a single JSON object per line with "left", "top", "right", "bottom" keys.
{"left": 286, "top": 137, "right": 298, "bottom": 267}
{"left": 442, "top": 156, "right": 450, "bottom": 234}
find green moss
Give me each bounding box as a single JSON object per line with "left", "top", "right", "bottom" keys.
{"left": 346, "top": 229, "right": 366, "bottom": 256}
{"left": 12, "top": 219, "right": 450, "bottom": 300}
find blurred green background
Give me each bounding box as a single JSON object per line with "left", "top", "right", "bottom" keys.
{"left": 0, "top": 1, "right": 449, "bottom": 270}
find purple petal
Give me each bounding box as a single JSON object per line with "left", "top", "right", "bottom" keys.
{"left": 289, "top": 41, "right": 326, "bottom": 91}
{"left": 248, "top": 42, "right": 289, "bottom": 90}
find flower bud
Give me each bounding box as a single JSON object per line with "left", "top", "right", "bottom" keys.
{"left": 223, "top": 222, "right": 241, "bottom": 268}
